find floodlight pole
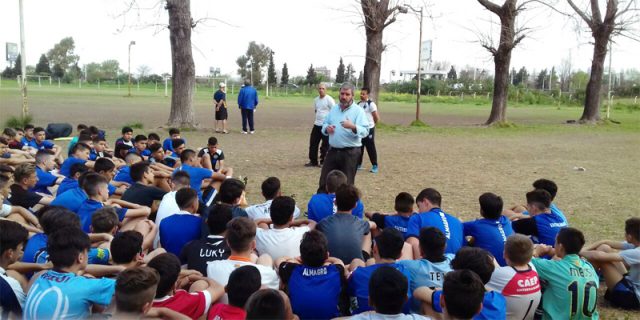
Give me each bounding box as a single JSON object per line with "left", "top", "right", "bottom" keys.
{"left": 402, "top": 4, "right": 423, "bottom": 122}
{"left": 128, "top": 40, "right": 136, "bottom": 97}
{"left": 19, "top": 0, "right": 28, "bottom": 117}
{"left": 606, "top": 40, "right": 613, "bottom": 120}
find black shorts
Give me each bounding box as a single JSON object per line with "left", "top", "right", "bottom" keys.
{"left": 605, "top": 277, "right": 640, "bottom": 310}
{"left": 215, "top": 107, "right": 228, "bottom": 120}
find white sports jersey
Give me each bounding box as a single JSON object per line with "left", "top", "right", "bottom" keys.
{"left": 486, "top": 264, "right": 542, "bottom": 320}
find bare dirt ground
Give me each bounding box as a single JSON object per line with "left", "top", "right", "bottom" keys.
{"left": 2, "top": 86, "right": 639, "bottom": 317}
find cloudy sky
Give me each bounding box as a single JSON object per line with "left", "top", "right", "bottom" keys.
{"left": 1, "top": 0, "right": 638, "bottom": 82}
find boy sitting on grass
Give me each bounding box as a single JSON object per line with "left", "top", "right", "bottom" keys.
{"left": 32, "top": 150, "right": 64, "bottom": 196}
{"left": 512, "top": 189, "right": 567, "bottom": 247}
{"left": 246, "top": 176, "right": 301, "bottom": 220}
{"left": 463, "top": 192, "right": 514, "bottom": 266}
{"left": 30, "top": 127, "right": 63, "bottom": 164}
{"left": 198, "top": 136, "right": 233, "bottom": 177}
{"left": 8, "top": 163, "right": 54, "bottom": 211}
{"left": 115, "top": 126, "right": 134, "bottom": 148}
{"left": 59, "top": 142, "right": 95, "bottom": 178}
{"left": 365, "top": 191, "right": 416, "bottom": 239}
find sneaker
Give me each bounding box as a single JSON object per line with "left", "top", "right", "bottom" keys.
{"left": 242, "top": 131, "right": 248, "bottom": 134}
{"left": 370, "top": 165, "right": 379, "bottom": 173}
{"left": 357, "top": 165, "right": 363, "bottom": 170}
{"left": 250, "top": 131, "right": 255, "bottom": 134}
{"left": 304, "top": 162, "right": 319, "bottom": 167}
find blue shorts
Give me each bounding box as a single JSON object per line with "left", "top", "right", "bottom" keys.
{"left": 605, "top": 277, "right": 640, "bottom": 310}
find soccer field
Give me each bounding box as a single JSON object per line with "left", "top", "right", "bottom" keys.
{"left": 2, "top": 84, "right": 639, "bottom": 317}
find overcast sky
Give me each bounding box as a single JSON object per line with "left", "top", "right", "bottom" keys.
{"left": 1, "top": 0, "right": 639, "bottom": 82}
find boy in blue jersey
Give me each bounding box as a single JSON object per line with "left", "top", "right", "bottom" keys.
{"left": 159, "top": 188, "right": 202, "bottom": 259}
{"left": 532, "top": 228, "right": 599, "bottom": 319}
{"left": 348, "top": 228, "right": 412, "bottom": 314}
{"left": 211, "top": 178, "right": 249, "bottom": 218}
{"left": 113, "top": 152, "right": 144, "bottom": 185}
{"left": 463, "top": 192, "right": 514, "bottom": 266}
{"left": 308, "top": 169, "right": 365, "bottom": 222}
{"left": 24, "top": 226, "right": 116, "bottom": 319}
{"left": 175, "top": 149, "right": 226, "bottom": 201}
{"left": 30, "top": 127, "right": 63, "bottom": 164}
{"left": 277, "top": 230, "right": 349, "bottom": 319}
{"left": 115, "top": 126, "right": 134, "bottom": 148}
{"left": 76, "top": 173, "right": 151, "bottom": 233}
{"left": 506, "top": 179, "right": 569, "bottom": 225}
{"left": 59, "top": 142, "right": 95, "bottom": 178}
{"left": 49, "top": 171, "right": 91, "bottom": 212}
{"left": 398, "top": 227, "right": 454, "bottom": 293}
{"left": 162, "top": 128, "right": 182, "bottom": 153}
{"left": 415, "top": 247, "right": 507, "bottom": 320}
{"left": 31, "top": 150, "right": 63, "bottom": 195}
{"left": 93, "top": 158, "right": 128, "bottom": 196}
{"left": 406, "top": 188, "right": 464, "bottom": 257}
{"left": 512, "top": 189, "right": 567, "bottom": 247}
{"left": 56, "top": 163, "right": 89, "bottom": 196}
{"left": 366, "top": 192, "right": 415, "bottom": 239}
{"left": 129, "top": 134, "right": 151, "bottom": 159}
{"left": 580, "top": 217, "right": 640, "bottom": 310}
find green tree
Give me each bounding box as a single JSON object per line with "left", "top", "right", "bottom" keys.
{"left": 12, "top": 54, "right": 21, "bottom": 77}
{"left": 536, "top": 69, "right": 548, "bottom": 90}
{"left": 35, "top": 54, "right": 51, "bottom": 75}
{"left": 267, "top": 53, "right": 277, "bottom": 85}
{"left": 100, "top": 60, "right": 120, "bottom": 80}
{"left": 46, "top": 37, "right": 79, "bottom": 73}
{"left": 336, "top": 57, "right": 345, "bottom": 83}
{"left": 447, "top": 66, "right": 457, "bottom": 81}
{"left": 514, "top": 67, "right": 528, "bottom": 86}
{"left": 280, "top": 63, "right": 289, "bottom": 85}
{"left": 52, "top": 63, "right": 65, "bottom": 79}
{"left": 346, "top": 63, "right": 355, "bottom": 82}
{"left": 1, "top": 66, "right": 14, "bottom": 79}
{"left": 85, "top": 62, "right": 102, "bottom": 83}
{"left": 306, "top": 64, "right": 317, "bottom": 85}
{"left": 235, "top": 41, "right": 272, "bottom": 85}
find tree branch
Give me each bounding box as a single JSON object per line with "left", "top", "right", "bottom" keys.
{"left": 567, "top": 0, "right": 596, "bottom": 28}
{"left": 477, "top": 0, "right": 503, "bottom": 15}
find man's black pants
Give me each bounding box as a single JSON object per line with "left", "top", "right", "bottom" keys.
{"left": 308, "top": 125, "right": 329, "bottom": 165}
{"left": 358, "top": 127, "right": 377, "bottom": 166}
{"left": 317, "top": 147, "right": 361, "bottom": 193}
{"left": 241, "top": 108, "right": 255, "bottom": 132}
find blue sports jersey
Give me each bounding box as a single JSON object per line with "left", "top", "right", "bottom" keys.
{"left": 532, "top": 213, "right": 567, "bottom": 246}
{"left": 89, "top": 149, "right": 98, "bottom": 161}
{"left": 24, "top": 270, "right": 115, "bottom": 319}
{"left": 406, "top": 208, "right": 464, "bottom": 254}
{"left": 348, "top": 263, "right": 412, "bottom": 314}
{"left": 523, "top": 203, "right": 569, "bottom": 225}
{"left": 107, "top": 183, "right": 117, "bottom": 196}
{"left": 59, "top": 157, "right": 87, "bottom": 178}
{"left": 286, "top": 264, "right": 343, "bottom": 319}
{"left": 32, "top": 166, "right": 57, "bottom": 195}
{"left": 398, "top": 254, "right": 455, "bottom": 292}
{"left": 113, "top": 166, "right": 134, "bottom": 185}
{"left": 129, "top": 147, "right": 151, "bottom": 157}
{"left": 463, "top": 216, "right": 514, "bottom": 266}
{"left": 76, "top": 199, "right": 127, "bottom": 232}
{"left": 56, "top": 178, "right": 79, "bottom": 196}
{"left": 50, "top": 187, "right": 88, "bottom": 212}
{"left": 173, "top": 164, "right": 212, "bottom": 199}
{"left": 21, "top": 137, "right": 33, "bottom": 146}
{"left": 162, "top": 138, "right": 186, "bottom": 153}
{"left": 433, "top": 290, "right": 506, "bottom": 320}
{"left": 28, "top": 140, "right": 54, "bottom": 150}
{"left": 307, "top": 193, "right": 364, "bottom": 222}
{"left": 35, "top": 247, "right": 110, "bottom": 265}
{"left": 159, "top": 213, "right": 202, "bottom": 260}
{"left": 385, "top": 215, "right": 411, "bottom": 238}
{"left": 22, "top": 233, "right": 48, "bottom": 263}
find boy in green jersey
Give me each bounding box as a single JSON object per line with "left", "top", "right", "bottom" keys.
{"left": 532, "top": 227, "right": 599, "bottom": 319}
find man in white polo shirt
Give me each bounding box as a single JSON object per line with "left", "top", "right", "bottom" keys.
{"left": 305, "top": 83, "right": 335, "bottom": 167}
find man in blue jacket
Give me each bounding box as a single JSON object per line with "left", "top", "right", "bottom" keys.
{"left": 238, "top": 79, "right": 259, "bottom": 134}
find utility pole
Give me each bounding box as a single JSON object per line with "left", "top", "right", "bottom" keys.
{"left": 606, "top": 40, "right": 613, "bottom": 120}
{"left": 128, "top": 40, "right": 136, "bottom": 97}
{"left": 19, "top": 0, "right": 28, "bottom": 117}
{"left": 400, "top": 4, "right": 424, "bottom": 122}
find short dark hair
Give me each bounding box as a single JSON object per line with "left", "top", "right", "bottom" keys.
{"left": 92, "top": 136, "right": 106, "bottom": 144}
{"left": 325, "top": 170, "right": 347, "bottom": 193}
{"left": 24, "top": 124, "right": 35, "bottom": 131}
{"left": 226, "top": 217, "right": 256, "bottom": 252}
{"left": 369, "top": 266, "right": 408, "bottom": 314}
{"left": 147, "top": 253, "right": 181, "bottom": 298}
{"left": 207, "top": 204, "right": 233, "bottom": 235}
{"left": 625, "top": 217, "right": 640, "bottom": 242}
{"left": 76, "top": 124, "right": 88, "bottom": 132}
{"left": 70, "top": 163, "right": 89, "bottom": 179}
{"left": 148, "top": 142, "right": 163, "bottom": 153}
{"left": 245, "top": 289, "right": 285, "bottom": 319}
{"left": 121, "top": 126, "right": 133, "bottom": 134}
{"left": 556, "top": 227, "right": 585, "bottom": 255}
{"left": 526, "top": 189, "right": 552, "bottom": 210}
{"left": 171, "top": 138, "right": 185, "bottom": 150}
{"left": 335, "top": 184, "right": 360, "bottom": 212}
{"left": 168, "top": 128, "right": 180, "bottom": 136}
{"left": 451, "top": 247, "right": 495, "bottom": 284}
{"left": 442, "top": 270, "right": 485, "bottom": 319}
{"left": 0, "top": 220, "right": 29, "bottom": 256}
{"left": 171, "top": 170, "right": 191, "bottom": 186}
{"left": 375, "top": 228, "right": 405, "bottom": 260}
{"left": 207, "top": 136, "right": 218, "bottom": 146}
{"left": 39, "top": 207, "right": 81, "bottom": 234}
{"left": 88, "top": 126, "right": 100, "bottom": 135}
{"left": 129, "top": 162, "right": 150, "bottom": 182}
{"left": 111, "top": 231, "right": 143, "bottom": 264}
{"left": 217, "top": 178, "right": 245, "bottom": 204}
{"left": 533, "top": 179, "right": 558, "bottom": 200}
{"left": 299, "top": 230, "right": 328, "bottom": 267}
{"left": 175, "top": 187, "right": 198, "bottom": 210}
{"left": 82, "top": 173, "right": 108, "bottom": 197}
{"left": 179, "top": 149, "right": 196, "bottom": 163}
{"left": 479, "top": 192, "right": 503, "bottom": 220}
{"left": 147, "top": 133, "right": 160, "bottom": 141}
{"left": 93, "top": 158, "right": 116, "bottom": 174}
{"left": 91, "top": 207, "right": 120, "bottom": 233}
{"left": 78, "top": 133, "right": 92, "bottom": 143}
{"left": 227, "top": 266, "right": 262, "bottom": 308}
{"left": 504, "top": 234, "right": 533, "bottom": 265}
{"left": 33, "top": 127, "right": 45, "bottom": 134}
{"left": 124, "top": 151, "right": 144, "bottom": 164}
{"left": 360, "top": 87, "right": 370, "bottom": 94}
{"left": 394, "top": 192, "right": 414, "bottom": 213}
{"left": 270, "top": 196, "right": 295, "bottom": 226}
{"left": 115, "top": 267, "right": 159, "bottom": 313}
{"left": 416, "top": 188, "right": 442, "bottom": 207}
{"left": 35, "top": 149, "right": 55, "bottom": 164}
{"left": 133, "top": 134, "right": 147, "bottom": 143}
{"left": 419, "top": 227, "right": 447, "bottom": 261}
{"left": 3, "top": 127, "right": 16, "bottom": 137}
{"left": 47, "top": 226, "right": 91, "bottom": 268}
{"left": 261, "top": 177, "right": 280, "bottom": 200}
{"left": 71, "top": 142, "right": 91, "bottom": 155}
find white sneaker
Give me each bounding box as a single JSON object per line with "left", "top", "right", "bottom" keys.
{"left": 242, "top": 131, "right": 248, "bottom": 134}
{"left": 249, "top": 131, "right": 255, "bottom": 134}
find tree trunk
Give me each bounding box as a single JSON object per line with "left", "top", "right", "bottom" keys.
{"left": 580, "top": 32, "right": 609, "bottom": 123}
{"left": 166, "top": 0, "right": 196, "bottom": 127}
{"left": 363, "top": 30, "right": 383, "bottom": 103}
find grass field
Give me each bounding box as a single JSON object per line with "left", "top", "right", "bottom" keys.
{"left": 1, "top": 83, "right": 639, "bottom": 318}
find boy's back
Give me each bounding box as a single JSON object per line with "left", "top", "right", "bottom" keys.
{"left": 307, "top": 193, "right": 364, "bottom": 222}
{"left": 159, "top": 213, "right": 202, "bottom": 259}
{"left": 463, "top": 216, "right": 514, "bottom": 266}
{"left": 317, "top": 213, "right": 370, "bottom": 264}
{"left": 398, "top": 254, "right": 455, "bottom": 292}
{"left": 280, "top": 262, "right": 346, "bottom": 319}
{"left": 348, "top": 263, "right": 412, "bottom": 314}
{"left": 487, "top": 264, "right": 541, "bottom": 320}
{"left": 531, "top": 255, "right": 599, "bottom": 319}
{"left": 407, "top": 208, "right": 464, "bottom": 254}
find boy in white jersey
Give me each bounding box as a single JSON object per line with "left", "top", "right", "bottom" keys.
{"left": 487, "top": 234, "right": 541, "bottom": 319}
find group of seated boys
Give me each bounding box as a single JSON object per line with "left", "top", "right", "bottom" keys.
{"left": 0, "top": 123, "right": 638, "bottom": 320}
